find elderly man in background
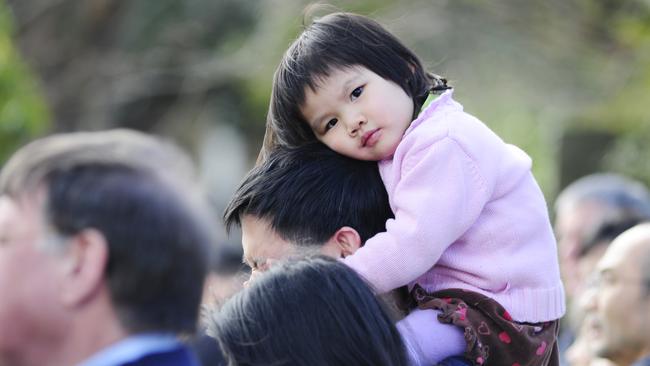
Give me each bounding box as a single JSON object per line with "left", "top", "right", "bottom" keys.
{"left": 581, "top": 223, "right": 650, "bottom": 366}
{"left": 0, "top": 130, "right": 216, "bottom": 366}
{"left": 555, "top": 173, "right": 650, "bottom": 298}
{"left": 553, "top": 173, "right": 650, "bottom": 365}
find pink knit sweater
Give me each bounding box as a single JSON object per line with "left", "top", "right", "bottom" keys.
{"left": 343, "top": 90, "right": 565, "bottom": 322}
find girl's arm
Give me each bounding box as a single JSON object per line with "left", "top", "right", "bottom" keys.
{"left": 343, "top": 135, "right": 493, "bottom": 293}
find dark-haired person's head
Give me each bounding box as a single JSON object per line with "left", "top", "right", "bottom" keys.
{"left": 0, "top": 129, "right": 215, "bottom": 366}
{"left": 224, "top": 141, "right": 392, "bottom": 275}
{"left": 209, "top": 255, "right": 408, "bottom": 366}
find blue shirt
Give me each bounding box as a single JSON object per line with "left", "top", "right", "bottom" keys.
{"left": 77, "top": 333, "right": 181, "bottom": 366}
{"left": 633, "top": 357, "right": 650, "bottom": 366}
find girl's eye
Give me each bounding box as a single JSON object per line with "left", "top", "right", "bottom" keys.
{"left": 350, "top": 86, "right": 364, "bottom": 100}
{"left": 325, "top": 118, "right": 338, "bottom": 131}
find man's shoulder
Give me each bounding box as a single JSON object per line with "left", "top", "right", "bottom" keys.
{"left": 122, "top": 344, "right": 200, "bottom": 366}
{"left": 633, "top": 357, "right": 650, "bottom": 366}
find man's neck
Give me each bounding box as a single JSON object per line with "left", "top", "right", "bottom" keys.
{"left": 53, "top": 298, "right": 129, "bottom": 366}
{"left": 610, "top": 349, "right": 647, "bottom": 366}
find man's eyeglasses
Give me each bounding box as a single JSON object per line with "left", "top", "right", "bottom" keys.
{"left": 585, "top": 270, "right": 647, "bottom": 290}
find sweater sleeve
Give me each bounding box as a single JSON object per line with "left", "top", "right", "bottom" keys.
{"left": 343, "top": 135, "right": 493, "bottom": 293}
{"left": 397, "top": 308, "right": 466, "bottom": 365}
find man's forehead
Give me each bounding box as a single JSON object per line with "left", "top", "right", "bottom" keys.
{"left": 597, "top": 227, "right": 650, "bottom": 272}
{"left": 0, "top": 195, "right": 30, "bottom": 219}
{"left": 241, "top": 215, "right": 271, "bottom": 246}
{"left": 557, "top": 200, "right": 606, "bottom": 233}
{"left": 0, "top": 194, "right": 44, "bottom": 238}
{"left": 241, "top": 215, "right": 289, "bottom": 257}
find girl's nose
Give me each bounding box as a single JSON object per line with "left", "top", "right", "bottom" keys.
{"left": 345, "top": 114, "right": 366, "bottom": 136}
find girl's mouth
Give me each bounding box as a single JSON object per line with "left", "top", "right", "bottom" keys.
{"left": 361, "top": 128, "right": 381, "bottom": 147}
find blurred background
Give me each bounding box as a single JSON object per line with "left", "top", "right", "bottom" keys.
{"left": 1, "top": 0, "right": 649, "bottom": 229}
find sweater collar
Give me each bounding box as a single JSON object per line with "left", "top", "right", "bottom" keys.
{"left": 406, "top": 88, "right": 454, "bottom": 135}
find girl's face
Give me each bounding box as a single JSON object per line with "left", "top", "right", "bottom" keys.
{"left": 300, "top": 66, "right": 414, "bottom": 161}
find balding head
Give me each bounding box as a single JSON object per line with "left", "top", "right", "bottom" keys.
{"left": 600, "top": 223, "right": 650, "bottom": 295}
{"left": 582, "top": 223, "right": 650, "bottom": 365}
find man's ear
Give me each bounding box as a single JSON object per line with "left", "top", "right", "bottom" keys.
{"left": 59, "top": 229, "right": 109, "bottom": 307}
{"left": 321, "top": 226, "right": 362, "bottom": 258}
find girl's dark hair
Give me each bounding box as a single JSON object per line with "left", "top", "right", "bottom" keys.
{"left": 260, "top": 11, "right": 448, "bottom": 161}
{"left": 209, "top": 255, "right": 409, "bottom": 366}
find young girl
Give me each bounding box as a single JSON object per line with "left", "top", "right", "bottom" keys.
{"left": 262, "top": 12, "right": 565, "bottom": 366}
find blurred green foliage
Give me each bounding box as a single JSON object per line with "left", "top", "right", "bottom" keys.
{"left": 0, "top": 2, "right": 49, "bottom": 164}
{"left": 0, "top": 0, "right": 648, "bottom": 199}
{"left": 566, "top": 0, "right": 650, "bottom": 189}
{"left": 236, "top": 0, "right": 650, "bottom": 197}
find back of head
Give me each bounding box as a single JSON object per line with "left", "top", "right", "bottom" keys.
{"left": 0, "top": 129, "right": 215, "bottom": 334}
{"left": 555, "top": 173, "right": 650, "bottom": 256}
{"left": 639, "top": 224, "right": 650, "bottom": 297}
{"left": 616, "top": 223, "right": 650, "bottom": 296}
{"left": 209, "top": 255, "right": 408, "bottom": 366}
{"left": 263, "top": 11, "right": 447, "bottom": 155}
{"left": 225, "top": 141, "right": 393, "bottom": 245}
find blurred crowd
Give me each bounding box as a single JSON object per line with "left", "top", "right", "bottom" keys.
{"left": 0, "top": 129, "right": 649, "bottom": 366}
{"left": 2, "top": 1, "right": 650, "bottom": 365}
{"left": 554, "top": 174, "right": 650, "bottom": 366}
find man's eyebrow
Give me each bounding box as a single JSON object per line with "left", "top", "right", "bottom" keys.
{"left": 599, "top": 268, "right": 614, "bottom": 276}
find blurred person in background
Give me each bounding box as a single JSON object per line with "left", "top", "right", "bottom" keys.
{"left": 579, "top": 223, "right": 650, "bottom": 366}
{"left": 193, "top": 244, "right": 245, "bottom": 366}
{"left": 209, "top": 255, "right": 410, "bottom": 366}
{"left": 0, "top": 130, "right": 216, "bottom": 366}
{"left": 553, "top": 173, "right": 650, "bottom": 365}
{"left": 200, "top": 243, "right": 248, "bottom": 310}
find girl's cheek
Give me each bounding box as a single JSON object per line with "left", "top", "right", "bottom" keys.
{"left": 331, "top": 144, "right": 353, "bottom": 158}
{"left": 320, "top": 135, "right": 342, "bottom": 152}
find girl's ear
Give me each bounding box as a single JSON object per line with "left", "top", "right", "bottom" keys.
{"left": 321, "top": 226, "right": 362, "bottom": 258}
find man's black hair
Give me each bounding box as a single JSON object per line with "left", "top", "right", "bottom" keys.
{"left": 224, "top": 141, "right": 393, "bottom": 245}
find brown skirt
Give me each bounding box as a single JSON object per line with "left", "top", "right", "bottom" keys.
{"left": 411, "top": 285, "right": 560, "bottom": 366}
